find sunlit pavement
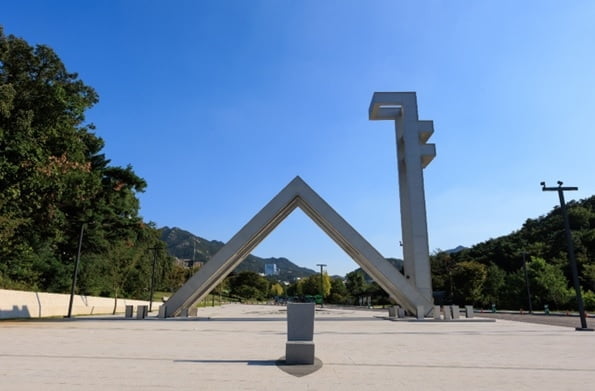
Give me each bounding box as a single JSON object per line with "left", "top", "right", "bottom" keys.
{"left": 1, "top": 303, "right": 593, "bottom": 390}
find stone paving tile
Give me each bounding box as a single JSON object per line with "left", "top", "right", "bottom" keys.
{"left": 1, "top": 303, "right": 594, "bottom": 390}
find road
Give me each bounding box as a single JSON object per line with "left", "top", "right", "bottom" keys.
{"left": 477, "top": 311, "right": 593, "bottom": 329}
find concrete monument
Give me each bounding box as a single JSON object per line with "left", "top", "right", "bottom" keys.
{"left": 369, "top": 92, "right": 436, "bottom": 307}
{"left": 161, "top": 176, "right": 433, "bottom": 317}
{"left": 161, "top": 91, "right": 437, "bottom": 318}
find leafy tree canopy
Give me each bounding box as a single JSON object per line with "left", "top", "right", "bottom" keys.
{"left": 432, "top": 195, "right": 595, "bottom": 310}
{"left": 0, "top": 27, "right": 173, "bottom": 298}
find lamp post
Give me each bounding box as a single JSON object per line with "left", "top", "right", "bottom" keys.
{"left": 316, "top": 264, "right": 326, "bottom": 308}
{"left": 148, "top": 246, "right": 160, "bottom": 312}
{"left": 66, "top": 223, "right": 85, "bottom": 318}
{"left": 541, "top": 181, "right": 592, "bottom": 331}
{"left": 522, "top": 251, "right": 533, "bottom": 314}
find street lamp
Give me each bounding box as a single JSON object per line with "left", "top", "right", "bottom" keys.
{"left": 521, "top": 251, "right": 533, "bottom": 314}
{"left": 148, "top": 246, "right": 160, "bottom": 312}
{"left": 541, "top": 181, "right": 592, "bottom": 331}
{"left": 316, "top": 264, "right": 326, "bottom": 308}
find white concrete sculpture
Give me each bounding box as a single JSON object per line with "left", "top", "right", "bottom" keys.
{"left": 161, "top": 176, "right": 433, "bottom": 317}
{"left": 369, "top": 92, "right": 436, "bottom": 306}
{"left": 162, "top": 92, "right": 436, "bottom": 318}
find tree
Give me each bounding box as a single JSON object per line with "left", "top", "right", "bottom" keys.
{"left": 269, "top": 283, "right": 284, "bottom": 297}
{"left": 0, "top": 27, "right": 100, "bottom": 288}
{"left": 481, "top": 263, "right": 506, "bottom": 307}
{"left": 436, "top": 195, "right": 595, "bottom": 309}
{"left": 345, "top": 270, "right": 367, "bottom": 303}
{"left": 158, "top": 262, "right": 190, "bottom": 294}
{"left": 583, "top": 290, "right": 595, "bottom": 311}
{"left": 365, "top": 281, "right": 391, "bottom": 306}
{"left": 583, "top": 263, "right": 595, "bottom": 291}
{"left": 431, "top": 251, "right": 455, "bottom": 301}
{"left": 0, "top": 27, "right": 167, "bottom": 296}
{"left": 286, "top": 279, "right": 304, "bottom": 297}
{"left": 450, "top": 261, "right": 487, "bottom": 306}
{"left": 494, "top": 270, "right": 526, "bottom": 309}
{"left": 300, "top": 273, "right": 331, "bottom": 297}
{"left": 328, "top": 277, "right": 348, "bottom": 304}
{"left": 228, "top": 271, "right": 269, "bottom": 301}
{"left": 528, "top": 257, "right": 572, "bottom": 309}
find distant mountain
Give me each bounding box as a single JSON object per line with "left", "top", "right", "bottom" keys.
{"left": 444, "top": 245, "right": 468, "bottom": 254}
{"left": 159, "top": 227, "right": 316, "bottom": 280}
{"left": 160, "top": 226, "right": 223, "bottom": 262}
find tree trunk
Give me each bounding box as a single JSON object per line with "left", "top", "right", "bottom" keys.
{"left": 112, "top": 287, "right": 119, "bottom": 315}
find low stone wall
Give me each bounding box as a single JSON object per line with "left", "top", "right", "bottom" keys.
{"left": 0, "top": 288, "right": 152, "bottom": 319}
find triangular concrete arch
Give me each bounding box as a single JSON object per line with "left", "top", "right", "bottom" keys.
{"left": 161, "top": 176, "right": 433, "bottom": 317}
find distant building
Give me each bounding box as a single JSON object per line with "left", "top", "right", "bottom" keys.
{"left": 264, "top": 263, "right": 279, "bottom": 276}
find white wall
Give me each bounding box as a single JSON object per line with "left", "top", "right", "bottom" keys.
{"left": 0, "top": 288, "right": 154, "bottom": 319}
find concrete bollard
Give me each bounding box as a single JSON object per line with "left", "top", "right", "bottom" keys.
{"left": 433, "top": 306, "right": 441, "bottom": 320}
{"left": 388, "top": 306, "right": 396, "bottom": 318}
{"left": 397, "top": 307, "right": 405, "bottom": 318}
{"left": 125, "top": 305, "right": 134, "bottom": 318}
{"left": 465, "top": 305, "right": 474, "bottom": 318}
{"left": 451, "top": 305, "right": 460, "bottom": 319}
{"left": 136, "top": 305, "right": 148, "bottom": 319}
{"left": 416, "top": 305, "right": 425, "bottom": 320}
{"left": 286, "top": 303, "right": 315, "bottom": 364}
{"left": 443, "top": 305, "right": 452, "bottom": 320}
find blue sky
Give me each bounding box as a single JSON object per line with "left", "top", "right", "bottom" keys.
{"left": 4, "top": 1, "right": 595, "bottom": 276}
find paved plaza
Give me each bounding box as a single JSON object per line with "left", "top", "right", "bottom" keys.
{"left": 1, "top": 304, "right": 594, "bottom": 390}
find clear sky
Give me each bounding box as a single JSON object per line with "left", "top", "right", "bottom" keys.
{"left": 4, "top": 1, "right": 595, "bottom": 276}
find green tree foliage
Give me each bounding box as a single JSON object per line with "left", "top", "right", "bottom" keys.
{"left": 481, "top": 263, "right": 506, "bottom": 307}
{"left": 300, "top": 273, "right": 331, "bottom": 297}
{"left": 450, "top": 261, "right": 487, "bottom": 306}
{"left": 345, "top": 270, "right": 366, "bottom": 299}
{"left": 493, "top": 269, "right": 526, "bottom": 310}
{"left": 328, "top": 277, "right": 349, "bottom": 304}
{"left": 0, "top": 28, "right": 99, "bottom": 288}
{"left": 527, "top": 257, "right": 573, "bottom": 308}
{"left": 0, "top": 28, "right": 175, "bottom": 298}
{"left": 269, "top": 282, "right": 284, "bottom": 297}
{"left": 583, "top": 263, "right": 595, "bottom": 291}
{"left": 583, "top": 290, "right": 595, "bottom": 311}
{"left": 431, "top": 251, "right": 455, "bottom": 300}
{"left": 365, "top": 281, "right": 391, "bottom": 306}
{"left": 286, "top": 279, "right": 303, "bottom": 297}
{"left": 228, "top": 271, "right": 269, "bottom": 301}
{"left": 343, "top": 270, "right": 391, "bottom": 305}
{"left": 431, "top": 195, "right": 595, "bottom": 310}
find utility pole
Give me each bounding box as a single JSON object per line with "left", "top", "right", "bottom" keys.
{"left": 541, "top": 181, "right": 592, "bottom": 331}
{"left": 316, "top": 264, "right": 326, "bottom": 308}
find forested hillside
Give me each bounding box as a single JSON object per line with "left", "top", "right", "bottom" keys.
{"left": 160, "top": 226, "right": 317, "bottom": 280}
{"left": 432, "top": 195, "right": 595, "bottom": 310}
{"left": 0, "top": 28, "right": 172, "bottom": 299}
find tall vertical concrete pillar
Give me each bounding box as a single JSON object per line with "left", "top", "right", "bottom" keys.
{"left": 369, "top": 92, "right": 436, "bottom": 304}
